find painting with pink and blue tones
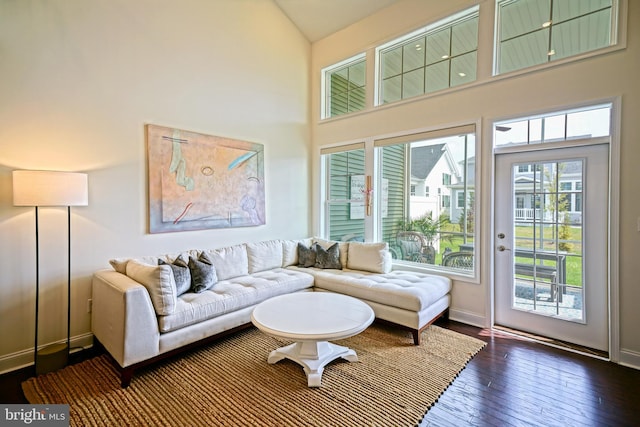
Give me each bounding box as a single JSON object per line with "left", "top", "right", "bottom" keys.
{"left": 147, "top": 124, "right": 265, "bottom": 233}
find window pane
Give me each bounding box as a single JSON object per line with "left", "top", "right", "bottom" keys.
{"left": 552, "top": 0, "right": 612, "bottom": 23}
{"left": 377, "top": 6, "right": 478, "bottom": 105}
{"left": 494, "top": 104, "right": 611, "bottom": 147}
{"left": 349, "top": 87, "right": 366, "bottom": 112}
{"left": 550, "top": 9, "right": 611, "bottom": 61}
{"left": 426, "top": 28, "right": 451, "bottom": 65}
{"left": 379, "top": 131, "right": 475, "bottom": 273}
{"left": 500, "top": 0, "right": 550, "bottom": 40}
{"left": 452, "top": 16, "right": 479, "bottom": 56}
{"left": 349, "top": 61, "right": 366, "bottom": 89}
{"left": 451, "top": 51, "right": 476, "bottom": 87}
{"left": 500, "top": 29, "right": 549, "bottom": 74}
{"left": 403, "top": 37, "right": 425, "bottom": 71}
{"left": 325, "top": 149, "right": 366, "bottom": 241}
{"left": 324, "top": 56, "right": 366, "bottom": 118}
{"left": 329, "top": 92, "right": 348, "bottom": 116}
{"left": 566, "top": 107, "right": 610, "bottom": 138}
{"left": 382, "top": 75, "right": 402, "bottom": 103}
{"left": 403, "top": 68, "right": 425, "bottom": 99}
{"left": 425, "top": 61, "right": 449, "bottom": 93}
{"left": 327, "top": 202, "right": 365, "bottom": 241}
{"left": 543, "top": 114, "right": 566, "bottom": 141}
{"left": 496, "top": 0, "right": 616, "bottom": 75}
{"left": 382, "top": 47, "right": 402, "bottom": 78}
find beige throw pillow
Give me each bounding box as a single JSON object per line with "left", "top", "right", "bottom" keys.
{"left": 125, "top": 260, "right": 177, "bottom": 315}
{"left": 346, "top": 242, "right": 392, "bottom": 273}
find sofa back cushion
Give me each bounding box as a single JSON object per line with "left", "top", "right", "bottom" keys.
{"left": 202, "top": 244, "right": 248, "bottom": 281}
{"left": 125, "top": 260, "right": 177, "bottom": 315}
{"left": 282, "top": 238, "right": 312, "bottom": 267}
{"left": 346, "top": 242, "right": 392, "bottom": 273}
{"left": 246, "top": 240, "right": 284, "bottom": 274}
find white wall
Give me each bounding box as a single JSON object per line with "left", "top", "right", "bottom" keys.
{"left": 0, "top": 0, "right": 311, "bottom": 372}
{"left": 311, "top": 0, "right": 640, "bottom": 364}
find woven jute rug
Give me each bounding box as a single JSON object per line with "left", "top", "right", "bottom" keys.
{"left": 23, "top": 324, "right": 485, "bottom": 427}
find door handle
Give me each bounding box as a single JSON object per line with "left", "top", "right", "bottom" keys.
{"left": 497, "top": 245, "right": 511, "bottom": 252}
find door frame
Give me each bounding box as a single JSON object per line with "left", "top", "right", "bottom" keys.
{"left": 487, "top": 98, "right": 621, "bottom": 361}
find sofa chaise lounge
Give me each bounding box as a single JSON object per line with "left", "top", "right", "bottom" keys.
{"left": 91, "top": 238, "right": 452, "bottom": 387}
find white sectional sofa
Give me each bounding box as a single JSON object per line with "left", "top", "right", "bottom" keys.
{"left": 91, "top": 238, "right": 451, "bottom": 387}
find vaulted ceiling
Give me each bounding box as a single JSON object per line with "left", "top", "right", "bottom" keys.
{"left": 273, "top": 0, "right": 401, "bottom": 42}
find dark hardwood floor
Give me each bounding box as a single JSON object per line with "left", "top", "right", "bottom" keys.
{"left": 2, "top": 320, "right": 639, "bottom": 426}
{"left": 422, "top": 319, "right": 640, "bottom": 427}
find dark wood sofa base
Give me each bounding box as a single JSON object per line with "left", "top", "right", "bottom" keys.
{"left": 375, "top": 307, "right": 449, "bottom": 345}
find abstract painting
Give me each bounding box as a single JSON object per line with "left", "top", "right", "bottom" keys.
{"left": 147, "top": 124, "right": 265, "bottom": 233}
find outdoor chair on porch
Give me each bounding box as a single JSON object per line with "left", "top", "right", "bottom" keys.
{"left": 442, "top": 251, "right": 474, "bottom": 270}
{"left": 395, "top": 231, "right": 434, "bottom": 263}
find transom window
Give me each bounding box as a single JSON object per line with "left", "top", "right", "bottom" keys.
{"left": 496, "top": 0, "right": 617, "bottom": 75}
{"left": 376, "top": 6, "right": 478, "bottom": 105}
{"left": 493, "top": 104, "right": 611, "bottom": 147}
{"left": 322, "top": 54, "right": 366, "bottom": 119}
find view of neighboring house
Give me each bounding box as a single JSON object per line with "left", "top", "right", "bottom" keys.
{"left": 513, "top": 161, "right": 583, "bottom": 224}
{"left": 409, "top": 143, "right": 460, "bottom": 221}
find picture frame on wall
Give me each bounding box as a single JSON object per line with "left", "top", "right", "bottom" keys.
{"left": 146, "top": 124, "right": 265, "bottom": 233}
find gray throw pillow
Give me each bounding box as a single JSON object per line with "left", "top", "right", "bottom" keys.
{"left": 188, "top": 252, "right": 218, "bottom": 293}
{"left": 297, "top": 242, "right": 316, "bottom": 268}
{"left": 314, "top": 243, "right": 342, "bottom": 269}
{"left": 159, "top": 255, "right": 191, "bottom": 296}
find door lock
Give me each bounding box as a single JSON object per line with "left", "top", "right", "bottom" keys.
{"left": 497, "top": 233, "right": 505, "bottom": 239}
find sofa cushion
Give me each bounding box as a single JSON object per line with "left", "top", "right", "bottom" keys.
{"left": 314, "top": 242, "right": 342, "bottom": 269}
{"left": 202, "top": 244, "right": 248, "bottom": 281}
{"left": 347, "top": 242, "right": 392, "bottom": 273}
{"left": 297, "top": 242, "right": 316, "bottom": 267}
{"left": 188, "top": 253, "right": 218, "bottom": 293}
{"left": 158, "top": 255, "right": 191, "bottom": 296}
{"left": 309, "top": 269, "right": 451, "bottom": 312}
{"left": 246, "top": 240, "right": 284, "bottom": 274}
{"left": 282, "top": 238, "right": 312, "bottom": 267}
{"left": 125, "top": 260, "right": 177, "bottom": 315}
{"left": 313, "top": 238, "right": 349, "bottom": 268}
{"left": 158, "top": 268, "right": 314, "bottom": 333}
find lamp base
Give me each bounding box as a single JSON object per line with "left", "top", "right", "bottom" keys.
{"left": 36, "top": 343, "right": 68, "bottom": 375}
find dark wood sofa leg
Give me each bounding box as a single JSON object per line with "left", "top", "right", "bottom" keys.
{"left": 121, "top": 367, "right": 134, "bottom": 388}
{"left": 412, "top": 330, "right": 421, "bottom": 345}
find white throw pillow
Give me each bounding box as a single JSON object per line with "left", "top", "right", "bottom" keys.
{"left": 346, "top": 242, "right": 392, "bottom": 273}
{"left": 125, "top": 260, "right": 177, "bottom": 315}
{"left": 246, "top": 240, "right": 284, "bottom": 273}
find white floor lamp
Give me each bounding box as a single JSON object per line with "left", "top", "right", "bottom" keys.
{"left": 12, "top": 170, "right": 88, "bottom": 375}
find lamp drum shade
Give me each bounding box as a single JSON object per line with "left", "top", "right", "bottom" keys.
{"left": 13, "top": 170, "right": 88, "bottom": 207}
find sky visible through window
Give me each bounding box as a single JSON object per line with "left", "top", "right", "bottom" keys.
{"left": 494, "top": 105, "right": 611, "bottom": 146}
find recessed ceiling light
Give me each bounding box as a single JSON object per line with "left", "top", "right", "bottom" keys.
{"left": 542, "top": 21, "right": 552, "bottom": 28}
{"left": 458, "top": 72, "right": 466, "bottom": 77}
{"left": 548, "top": 49, "right": 556, "bottom": 56}
{"left": 441, "top": 55, "right": 449, "bottom": 59}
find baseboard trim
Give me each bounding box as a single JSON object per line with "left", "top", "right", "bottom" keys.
{"left": 618, "top": 348, "right": 640, "bottom": 370}
{"left": 0, "top": 333, "right": 94, "bottom": 375}
{"left": 448, "top": 308, "right": 486, "bottom": 328}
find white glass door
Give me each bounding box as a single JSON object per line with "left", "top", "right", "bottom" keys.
{"left": 494, "top": 144, "right": 609, "bottom": 351}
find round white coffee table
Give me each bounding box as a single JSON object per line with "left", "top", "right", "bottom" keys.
{"left": 251, "top": 292, "right": 375, "bottom": 387}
